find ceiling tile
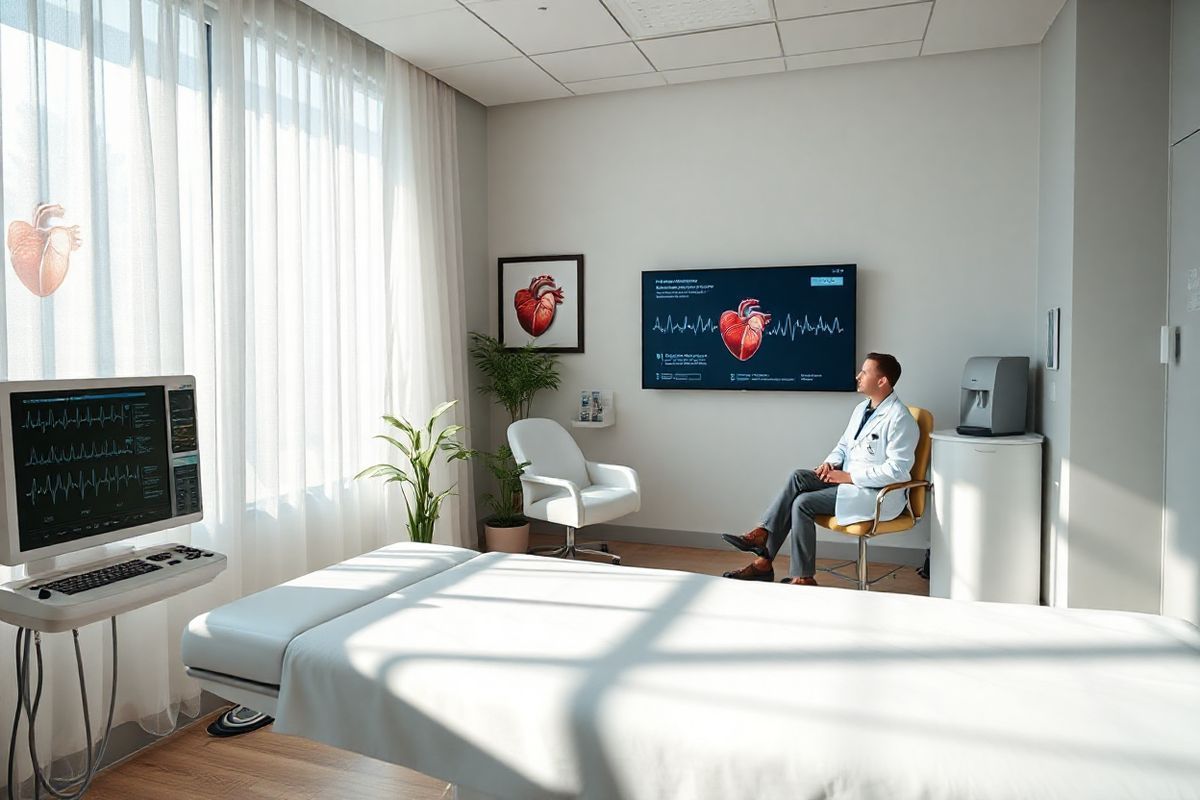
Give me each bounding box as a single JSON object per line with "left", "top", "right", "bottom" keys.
{"left": 466, "top": 0, "right": 630, "bottom": 55}
{"left": 532, "top": 43, "right": 654, "bottom": 83}
{"left": 922, "top": 0, "right": 1067, "bottom": 55}
{"left": 565, "top": 72, "right": 667, "bottom": 94}
{"left": 638, "top": 23, "right": 782, "bottom": 71}
{"left": 778, "top": 2, "right": 931, "bottom": 55}
{"left": 366, "top": 8, "right": 521, "bottom": 70}
{"left": 662, "top": 56, "right": 783, "bottom": 84}
{"left": 601, "top": 0, "right": 773, "bottom": 39}
{"left": 305, "top": 0, "right": 458, "bottom": 25}
{"left": 774, "top": 0, "right": 914, "bottom": 21}
{"left": 432, "top": 57, "right": 572, "bottom": 106}
{"left": 785, "top": 39, "right": 920, "bottom": 69}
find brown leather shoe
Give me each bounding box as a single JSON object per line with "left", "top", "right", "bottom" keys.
{"left": 780, "top": 576, "right": 818, "bottom": 586}
{"left": 722, "top": 561, "right": 775, "bottom": 582}
{"left": 720, "top": 529, "right": 769, "bottom": 559}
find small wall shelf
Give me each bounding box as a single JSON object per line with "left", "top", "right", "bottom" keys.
{"left": 571, "top": 419, "right": 614, "bottom": 429}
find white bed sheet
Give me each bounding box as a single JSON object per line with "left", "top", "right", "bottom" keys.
{"left": 272, "top": 552, "right": 1200, "bottom": 800}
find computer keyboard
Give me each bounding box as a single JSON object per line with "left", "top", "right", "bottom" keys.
{"left": 0, "top": 543, "right": 226, "bottom": 632}
{"left": 38, "top": 559, "right": 163, "bottom": 595}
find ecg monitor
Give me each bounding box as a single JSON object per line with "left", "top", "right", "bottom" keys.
{"left": 0, "top": 376, "right": 202, "bottom": 566}
{"left": 642, "top": 264, "right": 857, "bottom": 391}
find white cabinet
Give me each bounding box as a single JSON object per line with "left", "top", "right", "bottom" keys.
{"left": 1172, "top": 0, "right": 1200, "bottom": 145}
{"left": 929, "top": 431, "right": 1043, "bottom": 604}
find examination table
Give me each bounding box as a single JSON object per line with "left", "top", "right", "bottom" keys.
{"left": 181, "top": 542, "right": 1200, "bottom": 800}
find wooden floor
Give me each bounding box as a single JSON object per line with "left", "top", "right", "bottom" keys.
{"left": 87, "top": 537, "right": 927, "bottom": 799}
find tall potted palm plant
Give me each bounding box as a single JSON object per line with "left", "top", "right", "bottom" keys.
{"left": 468, "top": 332, "right": 562, "bottom": 424}
{"left": 469, "top": 332, "right": 561, "bottom": 552}
{"left": 356, "top": 400, "right": 473, "bottom": 543}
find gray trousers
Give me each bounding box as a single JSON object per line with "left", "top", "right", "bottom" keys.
{"left": 760, "top": 469, "right": 839, "bottom": 578}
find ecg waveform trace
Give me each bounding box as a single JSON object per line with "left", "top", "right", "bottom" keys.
{"left": 650, "top": 315, "right": 720, "bottom": 335}
{"left": 25, "top": 438, "right": 137, "bottom": 467}
{"left": 21, "top": 403, "right": 132, "bottom": 434}
{"left": 25, "top": 465, "right": 144, "bottom": 507}
{"left": 650, "top": 313, "right": 845, "bottom": 339}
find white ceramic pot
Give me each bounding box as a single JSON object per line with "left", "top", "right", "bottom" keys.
{"left": 484, "top": 522, "right": 530, "bottom": 554}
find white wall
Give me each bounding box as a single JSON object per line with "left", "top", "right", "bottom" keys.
{"left": 487, "top": 47, "right": 1040, "bottom": 552}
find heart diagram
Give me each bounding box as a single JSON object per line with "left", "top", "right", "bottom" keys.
{"left": 7, "top": 203, "right": 82, "bottom": 298}
{"left": 514, "top": 275, "right": 564, "bottom": 337}
{"left": 719, "top": 298, "right": 772, "bottom": 361}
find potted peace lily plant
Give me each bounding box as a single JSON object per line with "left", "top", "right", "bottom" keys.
{"left": 468, "top": 332, "right": 561, "bottom": 553}
{"left": 356, "top": 400, "right": 473, "bottom": 544}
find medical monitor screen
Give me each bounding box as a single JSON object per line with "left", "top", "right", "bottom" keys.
{"left": 642, "top": 265, "right": 857, "bottom": 391}
{"left": 11, "top": 386, "right": 175, "bottom": 553}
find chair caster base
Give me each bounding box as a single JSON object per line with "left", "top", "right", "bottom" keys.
{"left": 528, "top": 543, "right": 619, "bottom": 565}
{"left": 528, "top": 527, "right": 619, "bottom": 564}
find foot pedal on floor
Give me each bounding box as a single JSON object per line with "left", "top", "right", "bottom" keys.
{"left": 207, "top": 705, "right": 274, "bottom": 737}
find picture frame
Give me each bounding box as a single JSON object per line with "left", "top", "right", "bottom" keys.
{"left": 498, "top": 254, "right": 584, "bottom": 353}
{"left": 1046, "top": 307, "right": 1060, "bottom": 370}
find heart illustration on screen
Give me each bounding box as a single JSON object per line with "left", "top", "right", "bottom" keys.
{"left": 514, "top": 275, "right": 564, "bottom": 337}
{"left": 719, "top": 299, "right": 772, "bottom": 361}
{"left": 7, "top": 203, "right": 82, "bottom": 297}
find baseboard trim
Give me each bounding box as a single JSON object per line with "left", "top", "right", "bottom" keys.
{"left": 528, "top": 521, "right": 927, "bottom": 567}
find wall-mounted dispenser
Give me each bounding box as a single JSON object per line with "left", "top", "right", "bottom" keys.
{"left": 957, "top": 356, "right": 1029, "bottom": 436}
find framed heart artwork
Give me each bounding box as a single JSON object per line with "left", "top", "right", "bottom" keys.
{"left": 498, "top": 254, "right": 584, "bottom": 353}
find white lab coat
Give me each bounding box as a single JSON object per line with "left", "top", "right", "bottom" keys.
{"left": 823, "top": 393, "right": 919, "bottom": 525}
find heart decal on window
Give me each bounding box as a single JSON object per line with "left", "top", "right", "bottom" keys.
{"left": 6, "top": 203, "right": 82, "bottom": 297}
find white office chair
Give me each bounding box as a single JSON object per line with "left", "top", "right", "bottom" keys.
{"left": 507, "top": 418, "right": 641, "bottom": 565}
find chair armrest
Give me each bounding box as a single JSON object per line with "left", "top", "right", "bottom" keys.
{"left": 867, "top": 479, "right": 932, "bottom": 534}
{"left": 586, "top": 461, "right": 640, "bottom": 493}
{"left": 519, "top": 473, "right": 584, "bottom": 523}
{"left": 875, "top": 479, "right": 931, "bottom": 501}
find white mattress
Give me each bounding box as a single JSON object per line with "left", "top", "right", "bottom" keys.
{"left": 268, "top": 552, "right": 1200, "bottom": 800}
{"left": 182, "top": 542, "right": 476, "bottom": 685}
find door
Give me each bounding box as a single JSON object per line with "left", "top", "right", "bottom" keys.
{"left": 1163, "top": 131, "right": 1200, "bottom": 624}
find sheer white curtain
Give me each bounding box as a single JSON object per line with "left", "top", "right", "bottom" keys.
{"left": 0, "top": 0, "right": 214, "bottom": 788}
{"left": 0, "top": 0, "right": 472, "bottom": 790}
{"left": 382, "top": 53, "right": 474, "bottom": 551}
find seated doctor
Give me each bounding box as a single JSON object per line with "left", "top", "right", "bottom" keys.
{"left": 721, "top": 352, "right": 918, "bottom": 585}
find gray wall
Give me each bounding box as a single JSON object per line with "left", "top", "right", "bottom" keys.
{"left": 1035, "top": 0, "right": 1171, "bottom": 613}
{"left": 1036, "top": 0, "right": 1077, "bottom": 606}
{"left": 1068, "top": 0, "right": 1170, "bottom": 612}
{"left": 456, "top": 91, "right": 491, "bottom": 545}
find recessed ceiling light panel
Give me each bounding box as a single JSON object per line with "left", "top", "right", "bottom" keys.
{"left": 601, "top": 0, "right": 774, "bottom": 38}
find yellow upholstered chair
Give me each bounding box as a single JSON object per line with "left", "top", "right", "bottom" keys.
{"left": 814, "top": 405, "right": 933, "bottom": 590}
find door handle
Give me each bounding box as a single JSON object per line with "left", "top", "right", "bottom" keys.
{"left": 1161, "top": 325, "right": 1180, "bottom": 365}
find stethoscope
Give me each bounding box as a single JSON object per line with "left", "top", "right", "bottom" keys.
{"left": 853, "top": 433, "right": 880, "bottom": 457}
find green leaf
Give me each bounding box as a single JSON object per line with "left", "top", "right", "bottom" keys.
{"left": 355, "top": 463, "right": 403, "bottom": 480}
{"left": 426, "top": 400, "right": 457, "bottom": 433}
{"left": 383, "top": 414, "right": 414, "bottom": 435}
{"left": 373, "top": 434, "right": 412, "bottom": 458}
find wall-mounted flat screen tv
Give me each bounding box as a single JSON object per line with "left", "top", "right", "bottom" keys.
{"left": 642, "top": 264, "right": 857, "bottom": 391}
